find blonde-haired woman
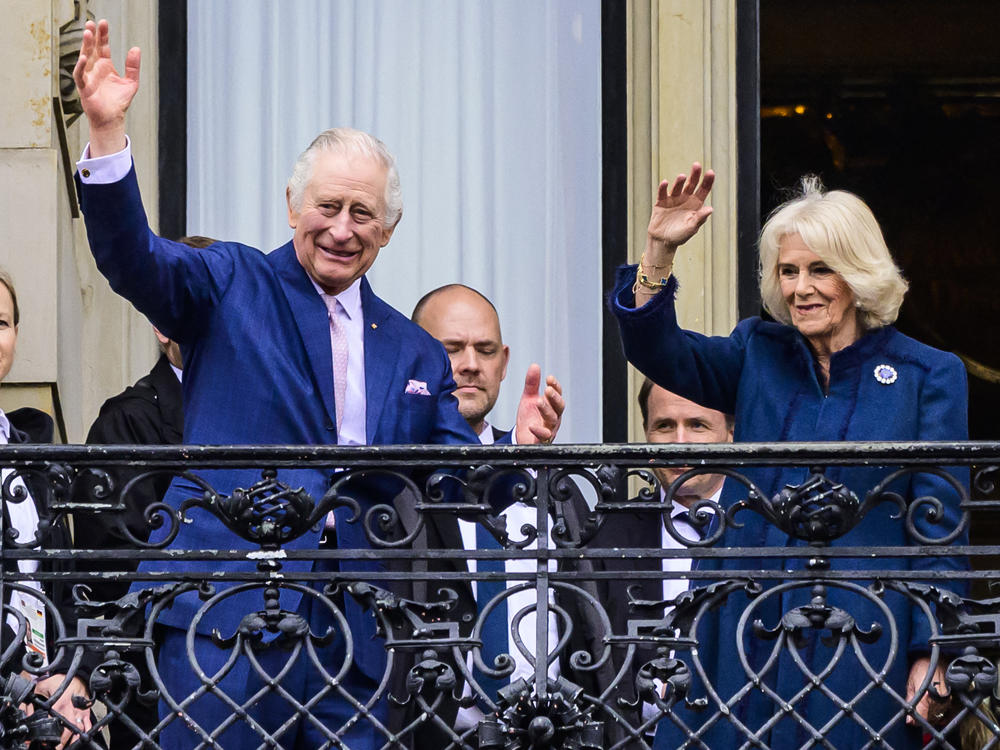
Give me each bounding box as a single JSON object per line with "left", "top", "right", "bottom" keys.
{"left": 610, "top": 168, "right": 968, "bottom": 748}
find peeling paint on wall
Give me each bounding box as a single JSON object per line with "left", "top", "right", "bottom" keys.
{"left": 30, "top": 96, "right": 49, "bottom": 134}
{"left": 29, "top": 20, "right": 52, "bottom": 61}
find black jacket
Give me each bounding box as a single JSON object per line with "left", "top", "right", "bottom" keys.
{"left": 73, "top": 354, "right": 183, "bottom": 604}
{"left": 1, "top": 407, "right": 83, "bottom": 680}
{"left": 562, "top": 496, "right": 674, "bottom": 747}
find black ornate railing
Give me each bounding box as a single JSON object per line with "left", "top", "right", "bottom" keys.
{"left": 1, "top": 442, "right": 999, "bottom": 749}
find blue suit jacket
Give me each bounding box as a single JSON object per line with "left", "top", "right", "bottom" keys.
{"left": 77, "top": 167, "right": 489, "bottom": 678}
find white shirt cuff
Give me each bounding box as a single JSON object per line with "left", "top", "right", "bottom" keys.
{"left": 77, "top": 136, "right": 132, "bottom": 184}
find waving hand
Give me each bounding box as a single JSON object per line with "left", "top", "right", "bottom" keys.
{"left": 646, "top": 162, "right": 715, "bottom": 249}
{"left": 72, "top": 19, "right": 141, "bottom": 156}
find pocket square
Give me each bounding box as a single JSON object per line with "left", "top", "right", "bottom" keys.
{"left": 405, "top": 379, "right": 431, "bottom": 396}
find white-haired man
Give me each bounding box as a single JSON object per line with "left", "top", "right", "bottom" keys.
{"left": 72, "top": 19, "right": 562, "bottom": 750}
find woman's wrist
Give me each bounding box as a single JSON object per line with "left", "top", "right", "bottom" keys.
{"left": 643, "top": 235, "right": 677, "bottom": 266}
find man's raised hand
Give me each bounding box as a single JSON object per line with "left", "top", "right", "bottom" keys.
{"left": 72, "top": 19, "right": 141, "bottom": 156}
{"left": 514, "top": 364, "right": 564, "bottom": 445}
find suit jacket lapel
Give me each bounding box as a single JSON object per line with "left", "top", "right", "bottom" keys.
{"left": 621, "top": 505, "right": 668, "bottom": 602}
{"left": 361, "top": 279, "right": 401, "bottom": 443}
{"left": 272, "top": 242, "right": 337, "bottom": 429}
{"left": 427, "top": 513, "right": 475, "bottom": 607}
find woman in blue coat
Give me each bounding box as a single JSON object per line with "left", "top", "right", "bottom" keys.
{"left": 610, "top": 168, "right": 968, "bottom": 748}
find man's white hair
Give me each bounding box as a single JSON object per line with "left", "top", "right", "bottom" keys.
{"left": 287, "top": 127, "right": 402, "bottom": 228}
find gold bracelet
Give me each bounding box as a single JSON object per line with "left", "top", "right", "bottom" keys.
{"left": 635, "top": 269, "right": 670, "bottom": 290}
{"left": 639, "top": 252, "right": 672, "bottom": 270}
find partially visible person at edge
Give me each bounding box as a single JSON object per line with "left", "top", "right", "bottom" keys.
{"left": 72, "top": 19, "right": 563, "bottom": 750}
{"left": 608, "top": 165, "right": 968, "bottom": 748}
{"left": 0, "top": 270, "right": 96, "bottom": 748}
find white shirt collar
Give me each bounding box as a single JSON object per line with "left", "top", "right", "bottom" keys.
{"left": 310, "top": 276, "right": 363, "bottom": 320}
{"left": 0, "top": 408, "right": 9, "bottom": 444}
{"left": 660, "top": 485, "right": 723, "bottom": 516}
{"left": 476, "top": 420, "right": 494, "bottom": 445}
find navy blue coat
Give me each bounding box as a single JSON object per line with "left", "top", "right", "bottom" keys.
{"left": 610, "top": 268, "right": 969, "bottom": 748}
{"left": 77, "top": 167, "right": 484, "bottom": 680}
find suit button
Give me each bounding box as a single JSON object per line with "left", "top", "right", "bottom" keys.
{"left": 461, "top": 613, "right": 473, "bottom": 623}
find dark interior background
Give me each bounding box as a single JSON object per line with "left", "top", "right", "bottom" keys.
{"left": 760, "top": 0, "right": 1000, "bottom": 563}
{"left": 760, "top": 0, "right": 1000, "bottom": 441}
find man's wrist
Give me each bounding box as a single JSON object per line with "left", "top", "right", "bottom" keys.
{"left": 78, "top": 135, "right": 131, "bottom": 184}
{"left": 87, "top": 124, "right": 129, "bottom": 158}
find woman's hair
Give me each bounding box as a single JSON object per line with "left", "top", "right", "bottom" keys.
{"left": 758, "top": 176, "right": 908, "bottom": 330}
{"left": 0, "top": 269, "right": 18, "bottom": 326}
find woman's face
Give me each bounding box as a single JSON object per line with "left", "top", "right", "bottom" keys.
{"left": 777, "top": 233, "right": 860, "bottom": 353}
{"left": 0, "top": 284, "right": 17, "bottom": 382}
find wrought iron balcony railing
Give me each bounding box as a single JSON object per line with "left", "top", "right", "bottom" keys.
{"left": 1, "top": 442, "right": 998, "bottom": 749}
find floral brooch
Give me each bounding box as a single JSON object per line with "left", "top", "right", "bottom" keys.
{"left": 874, "top": 364, "right": 898, "bottom": 385}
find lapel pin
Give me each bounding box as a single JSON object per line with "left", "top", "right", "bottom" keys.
{"left": 371, "top": 323, "right": 377, "bottom": 329}
{"left": 874, "top": 364, "right": 897, "bottom": 385}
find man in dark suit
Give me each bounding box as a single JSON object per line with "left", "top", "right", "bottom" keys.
{"left": 72, "top": 21, "right": 563, "bottom": 750}
{"left": 571, "top": 378, "right": 732, "bottom": 745}
{"left": 404, "top": 284, "right": 583, "bottom": 745}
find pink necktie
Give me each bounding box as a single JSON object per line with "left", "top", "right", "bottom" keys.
{"left": 325, "top": 297, "right": 349, "bottom": 433}
{"left": 324, "top": 296, "right": 349, "bottom": 532}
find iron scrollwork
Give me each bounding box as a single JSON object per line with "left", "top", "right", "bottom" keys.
{"left": 0, "top": 441, "right": 995, "bottom": 748}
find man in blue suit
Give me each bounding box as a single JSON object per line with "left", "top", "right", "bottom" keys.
{"left": 73, "top": 20, "right": 563, "bottom": 749}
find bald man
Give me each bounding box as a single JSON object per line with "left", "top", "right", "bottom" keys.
{"left": 412, "top": 284, "right": 512, "bottom": 440}
{"left": 400, "top": 285, "right": 587, "bottom": 744}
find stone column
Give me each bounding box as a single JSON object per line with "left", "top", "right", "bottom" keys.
{"left": 625, "top": 0, "right": 739, "bottom": 441}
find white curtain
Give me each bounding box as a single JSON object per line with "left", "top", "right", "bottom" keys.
{"left": 187, "top": 0, "right": 602, "bottom": 441}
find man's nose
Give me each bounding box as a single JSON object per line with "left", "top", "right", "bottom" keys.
{"left": 455, "top": 347, "right": 479, "bottom": 372}
{"left": 327, "top": 212, "right": 354, "bottom": 242}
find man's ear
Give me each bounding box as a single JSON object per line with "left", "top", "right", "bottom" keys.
{"left": 380, "top": 213, "right": 401, "bottom": 247}
{"left": 500, "top": 345, "right": 510, "bottom": 382}
{"left": 287, "top": 187, "right": 298, "bottom": 229}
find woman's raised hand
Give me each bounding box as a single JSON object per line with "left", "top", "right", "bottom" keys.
{"left": 646, "top": 162, "right": 715, "bottom": 250}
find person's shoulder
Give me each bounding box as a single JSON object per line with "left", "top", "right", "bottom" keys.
{"left": 90, "top": 380, "right": 163, "bottom": 434}
{"left": 733, "top": 316, "right": 796, "bottom": 348}
{"left": 363, "top": 283, "right": 445, "bottom": 349}
{"left": 206, "top": 239, "right": 268, "bottom": 263}
{"left": 586, "top": 495, "right": 658, "bottom": 545}
{"left": 882, "top": 327, "right": 965, "bottom": 374}
{"left": 97, "top": 379, "right": 161, "bottom": 414}
{"left": 6, "top": 407, "right": 54, "bottom": 444}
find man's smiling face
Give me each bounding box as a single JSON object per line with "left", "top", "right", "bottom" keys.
{"left": 287, "top": 150, "right": 395, "bottom": 294}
